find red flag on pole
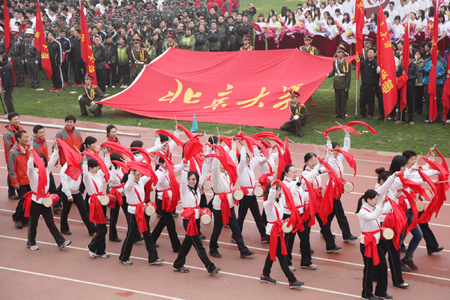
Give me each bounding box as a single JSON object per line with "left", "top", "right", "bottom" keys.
{"left": 377, "top": 5, "right": 398, "bottom": 118}
{"left": 3, "top": 0, "right": 11, "bottom": 54}
{"left": 34, "top": 0, "right": 53, "bottom": 79}
{"left": 354, "top": 0, "right": 364, "bottom": 78}
{"left": 79, "top": 1, "right": 97, "bottom": 85}
{"left": 399, "top": 20, "right": 411, "bottom": 112}
{"left": 428, "top": 0, "right": 439, "bottom": 122}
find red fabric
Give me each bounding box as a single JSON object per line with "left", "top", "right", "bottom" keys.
{"left": 402, "top": 189, "right": 419, "bottom": 234}
{"left": 398, "top": 75, "right": 409, "bottom": 112}
{"left": 34, "top": 1, "right": 52, "bottom": 79}
{"left": 100, "top": 141, "right": 136, "bottom": 161}
{"left": 218, "top": 192, "right": 231, "bottom": 226}
{"left": 272, "top": 179, "right": 298, "bottom": 229}
{"left": 346, "top": 121, "right": 378, "bottom": 134}
{"left": 219, "top": 136, "right": 231, "bottom": 149}
{"left": 110, "top": 183, "right": 125, "bottom": 207}
{"left": 153, "top": 152, "right": 180, "bottom": 212}
{"left": 269, "top": 220, "right": 287, "bottom": 261}
{"left": 58, "top": 127, "right": 83, "bottom": 166}
{"left": 80, "top": 1, "right": 97, "bottom": 85}
{"left": 362, "top": 229, "right": 381, "bottom": 265}
{"left": 205, "top": 145, "right": 238, "bottom": 185}
{"left": 382, "top": 197, "right": 408, "bottom": 250}
{"left": 176, "top": 124, "right": 194, "bottom": 139}
{"left": 180, "top": 207, "right": 198, "bottom": 236}
{"left": 354, "top": 0, "right": 364, "bottom": 78}
{"left": 4, "top": 124, "right": 24, "bottom": 163}
{"left": 258, "top": 173, "right": 272, "bottom": 189}
{"left": 89, "top": 194, "right": 106, "bottom": 224}
{"left": 332, "top": 148, "right": 357, "bottom": 176}
{"left": 398, "top": 173, "right": 431, "bottom": 202}
{"left": 22, "top": 191, "right": 35, "bottom": 218}
{"left": 99, "top": 48, "right": 356, "bottom": 129}
{"left": 32, "top": 149, "right": 47, "bottom": 202}
{"left": 318, "top": 158, "right": 340, "bottom": 223}
{"left": 129, "top": 147, "right": 151, "bottom": 164}
{"left": 235, "top": 132, "right": 268, "bottom": 157}
{"left": 283, "top": 137, "right": 292, "bottom": 165}
{"left": 111, "top": 160, "right": 129, "bottom": 174}
{"left": 322, "top": 125, "right": 361, "bottom": 138}
{"left": 428, "top": 2, "right": 439, "bottom": 121}
{"left": 184, "top": 136, "right": 203, "bottom": 161}
{"left": 35, "top": 138, "right": 49, "bottom": 160}
{"left": 133, "top": 196, "right": 148, "bottom": 233}
{"left": 275, "top": 144, "right": 286, "bottom": 180}
{"left": 82, "top": 152, "right": 110, "bottom": 182}
{"left": 377, "top": 6, "right": 399, "bottom": 118}
{"left": 3, "top": 0, "right": 11, "bottom": 54}
{"left": 442, "top": 64, "right": 450, "bottom": 119}
{"left": 9, "top": 145, "right": 31, "bottom": 186}
{"left": 156, "top": 129, "right": 184, "bottom": 146}
{"left": 252, "top": 132, "right": 284, "bottom": 148}
{"left": 127, "top": 161, "right": 158, "bottom": 201}
{"left": 400, "top": 25, "right": 410, "bottom": 112}
{"left": 302, "top": 177, "right": 317, "bottom": 227}
{"left": 433, "top": 149, "right": 449, "bottom": 189}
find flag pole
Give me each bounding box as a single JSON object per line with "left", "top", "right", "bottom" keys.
{"left": 355, "top": 71, "right": 358, "bottom": 119}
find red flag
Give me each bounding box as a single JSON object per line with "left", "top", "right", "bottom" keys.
{"left": 441, "top": 53, "right": 450, "bottom": 120}
{"left": 428, "top": 0, "right": 439, "bottom": 121}
{"left": 3, "top": 0, "right": 11, "bottom": 54}
{"left": 80, "top": 1, "right": 97, "bottom": 85}
{"left": 34, "top": 1, "right": 52, "bottom": 79}
{"left": 400, "top": 21, "right": 410, "bottom": 112}
{"left": 378, "top": 5, "right": 399, "bottom": 118}
{"left": 354, "top": 0, "right": 364, "bottom": 78}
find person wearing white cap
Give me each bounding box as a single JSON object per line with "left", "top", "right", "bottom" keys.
{"left": 10, "top": 26, "right": 25, "bottom": 87}
{"left": 24, "top": 28, "right": 40, "bottom": 88}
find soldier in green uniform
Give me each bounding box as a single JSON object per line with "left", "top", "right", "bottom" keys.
{"left": 24, "top": 28, "right": 40, "bottom": 88}
{"left": 361, "top": 37, "right": 373, "bottom": 60}
{"left": 196, "top": 0, "right": 208, "bottom": 19}
{"left": 145, "top": 38, "right": 158, "bottom": 60}
{"left": 130, "top": 39, "right": 152, "bottom": 79}
{"left": 10, "top": 26, "right": 25, "bottom": 87}
{"left": 280, "top": 91, "right": 308, "bottom": 138}
{"left": 299, "top": 36, "right": 319, "bottom": 55}
{"left": 327, "top": 48, "right": 351, "bottom": 119}
{"left": 78, "top": 74, "right": 105, "bottom": 117}
{"left": 164, "top": 32, "right": 179, "bottom": 51}
{"left": 240, "top": 35, "right": 253, "bottom": 50}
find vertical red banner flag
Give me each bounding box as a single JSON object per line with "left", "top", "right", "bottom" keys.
{"left": 354, "top": 0, "right": 364, "bottom": 78}
{"left": 377, "top": 5, "right": 398, "bottom": 118}
{"left": 400, "top": 19, "right": 411, "bottom": 112}
{"left": 79, "top": 1, "right": 97, "bottom": 85}
{"left": 428, "top": 0, "right": 439, "bottom": 122}
{"left": 3, "top": 0, "right": 11, "bottom": 53}
{"left": 34, "top": 0, "right": 52, "bottom": 79}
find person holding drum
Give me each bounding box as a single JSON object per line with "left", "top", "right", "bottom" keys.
{"left": 302, "top": 153, "right": 342, "bottom": 253}
{"left": 173, "top": 161, "right": 221, "bottom": 275}
{"left": 82, "top": 136, "right": 100, "bottom": 216}
{"left": 26, "top": 140, "right": 71, "bottom": 251}
{"left": 235, "top": 145, "right": 267, "bottom": 243}
{"left": 119, "top": 168, "right": 163, "bottom": 266}
{"left": 260, "top": 181, "right": 304, "bottom": 289}
{"left": 325, "top": 131, "right": 358, "bottom": 243}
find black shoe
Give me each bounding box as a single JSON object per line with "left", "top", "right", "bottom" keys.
{"left": 210, "top": 251, "right": 222, "bottom": 258}
{"left": 62, "top": 231, "right": 72, "bottom": 235}
{"left": 199, "top": 234, "right": 206, "bottom": 240}
{"left": 172, "top": 211, "right": 179, "bottom": 217}
{"left": 106, "top": 217, "right": 110, "bottom": 224}
{"left": 109, "top": 237, "right": 121, "bottom": 242}
{"left": 310, "top": 248, "right": 314, "bottom": 255}
{"left": 343, "top": 235, "right": 358, "bottom": 243}
{"left": 78, "top": 114, "right": 88, "bottom": 116}
{"left": 15, "top": 221, "right": 23, "bottom": 229}
{"left": 137, "top": 235, "right": 144, "bottom": 242}
{"left": 400, "top": 243, "right": 407, "bottom": 253}
{"left": 240, "top": 251, "right": 256, "bottom": 258}
{"left": 9, "top": 194, "right": 20, "bottom": 200}
{"left": 427, "top": 247, "right": 444, "bottom": 255}
{"left": 367, "top": 115, "right": 373, "bottom": 119}
{"left": 375, "top": 294, "right": 393, "bottom": 300}
{"left": 89, "top": 231, "right": 96, "bottom": 236}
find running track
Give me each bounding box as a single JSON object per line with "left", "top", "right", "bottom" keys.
{"left": 1, "top": 116, "right": 449, "bottom": 299}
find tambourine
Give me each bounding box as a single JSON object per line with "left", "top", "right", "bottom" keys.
{"left": 344, "top": 181, "right": 354, "bottom": 193}
{"left": 145, "top": 202, "right": 157, "bottom": 216}
{"left": 43, "top": 194, "right": 59, "bottom": 208}
{"left": 233, "top": 189, "right": 244, "bottom": 201}
{"left": 203, "top": 180, "right": 212, "bottom": 191}
{"left": 254, "top": 186, "right": 264, "bottom": 197}
{"left": 281, "top": 219, "right": 293, "bottom": 233}
{"left": 99, "top": 194, "right": 116, "bottom": 206}
{"left": 200, "top": 208, "right": 212, "bottom": 224}
{"left": 381, "top": 227, "right": 394, "bottom": 240}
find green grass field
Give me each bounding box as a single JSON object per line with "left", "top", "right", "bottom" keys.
{"left": 7, "top": 0, "right": 450, "bottom": 157}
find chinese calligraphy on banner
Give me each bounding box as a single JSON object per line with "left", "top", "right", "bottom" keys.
{"left": 100, "top": 48, "right": 355, "bottom": 129}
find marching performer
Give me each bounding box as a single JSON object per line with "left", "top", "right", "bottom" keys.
{"left": 108, "top": 153, "right": 128, "bottom": 242}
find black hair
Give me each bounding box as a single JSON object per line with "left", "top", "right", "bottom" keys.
{"left": 106, "top": 124, "right": 116, "bottom": 136}
{"left": 356, "top": 189, "right": 379, "bottom": 213}
{"left": 375, "top": 167, "right": 390, "bottom": 184}
{"left": 65, "top": 115, "right": 77, "bottom": 123}
{"left": 33, "top": 125, "right": 44, "bottom": 134}
{"left": 418, "top": 9, "right": 425, "bottom": 21}
{"left": 81, "top": 136, "right": 97, "bottom": 152}
{"left": 110, "top": 152, "right": 123, "bottom": 162}
{"left": 158, "top": 155, "right": 168, "bottom": 165}
{"left": 187, "top": 171, "right": 199, "bottom": 191}
{"left": 36, "top": 152, "right": 48, "bottom": 168}
{"left": 208, "top": 136, "right": 219, "bottom": 144}
{"left": 130, "top": 140, "right": 143, "bottom": 154}
{"left": 389, "top": 155, "right": 407, "bottom": 173}
{"left": 303, "top": 152, "right": 317, "bottom": 170}
{"left": 331, "top": 141, "right": 340, "bottom": 149}
{"left": 280, "top": 164, "right": 295, "bottom": 181}
{"left": 239, "top": 151, "right": 251, "bottom": 164}
{"left": 121, "top": 168, "right": 131, "bottom": 184}
{"left": 263, "top": 181, "right": 281, "bottom": 200}
{"left": 87, "top": 158, "right": 99, "bottom": 170}
{"left": 15, "top": 130, "right": 27, "bottom": 141}
{"left": 402, "top": 150, "right": 417, "bottom": 160}
{"left": 8, "top": 112, "right": 20, "bottom": 120}
{"left": 159, "top": 134, "right": 169, "bottom": 142}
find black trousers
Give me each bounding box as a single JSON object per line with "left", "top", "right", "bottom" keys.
{"left": 316, "top": 213, "right": 337, "bottom": 250}
{"left": 328, "top": 197, "right": 352, "bottom": 240}
{"left": 376, "top": 86, "right": 384, "bottom": 118}
{"left": 28, "top": 201, "right": 65, "bottom": 247}
{"left": 151, "top": 198, "right": 181, "bottom": 251}
{"left": 88, "top": 223, "right": 107, "bottom": 255}
{"left": 237, "top": 195, "right": 266, "bottom": 238}
{"left": 360, "top": 243, "right": 388, "bottom": 299}
{"left": 118, "top": 64, "right": 130, "bottom": 86}
{"left": 61, "top": 59, "right": 70, "bottom": 83}
{"left": 415, "top": 85, "right": 424, "bottom": 115}
{"left": 398, "top": 86, "right": 415, "bottom": 122}
{"left": 74, "top": 60, "right": 86, "bottom": 84}
{"left": 262, "top": 235, "right": 297, "bottom": 283}
{"left": 283, "top": 214, "right": 312, "bottom": 267}
{"left": 174, "top": 219, "right": 216, "bottom": 272}
{"left": 210, "top": 207, "right": 249, "bottom": 254}
{"left": 418, "top": 211, "right": 439, "bottom": 250}
{"left": 12, "top": 185, "right": 31, "bottom": 224}
{"left": 360, "top": 84, "right": 376, "bottom": 117}
{"left": 95, "top": 68, "right": 106, "bottom": 93}
{"left": 12, "top": 56, "right": 24, "bottom": 86}
{"left": 106, "top": 63, "right": 119, "bottom": 86}
{"left": 8, "top": 176, "right": 16, "bottom": 197}
{"left": 50, "top": 61, "right": 63, "bottom": 89}
{"left": 60, "top": 191, "right": 96, "bottom": 235}
{"left": 280, "top": 118, "right": 305, "bottom": 135}
{"left": 109, "top": 198, "right": 128, "bottom": 240}
{"left": 119, "top": 213, "right": 159, "bottom": 263}
{"left": 379, "top": 238, "right": 404, "bottom": 285}
{"left": 200, "top": 193, "right": 208, "bottom": 208}
{"left": 335, "top": 89, "right": 347, "bottom": 118}
{"left": 3, "top": 87, "right": 15, "bottom": 114}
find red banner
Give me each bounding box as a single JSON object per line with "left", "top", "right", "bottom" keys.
{"left": 355, "top": 0, "right": 364, "bottom": 78}
{"left": 428, "top": 0, "right": 439, "bottom": 122}
{"left": 100, "top": 49, "right": 355, "bottom": 129}
{"left": 400, "top": 20, "right": 410, "bottom": 112}
{"left": 3, "top": 0, "right": 11, "bottom": 54}
{"left": 34, "top": 0, "right": 52, "bottom": 79}
{"left": 377, "top": 5, "right": 398, "bottom": 118}
{"left": 80, "top": 1, "right": 97, "bottom": 85}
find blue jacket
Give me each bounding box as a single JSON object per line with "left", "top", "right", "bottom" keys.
{"left": 423, "top": 59, "right": 446, "bottom": 85}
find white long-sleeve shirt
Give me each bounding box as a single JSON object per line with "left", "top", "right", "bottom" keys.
{"left": 82, "top": 154, "right": 110, "bottom": 198}
{"left": 27, "top": 151, "right": 59, "bottom": 203}
{"left": 210, "top": 158, "right": 234, "bottom": 210}
{"left": 124, "top": 174, "right": 151, "bottom": 214}
{"left": 148, "top": 130, "right": 180, "bottom": 156}
{"left": 257, "top": 148, "right": 277, "bottom": 177}
{"left": 280, "top": 182, "right": 307, "bottom": 215}
{"left": 326, "top": 134, "right": 350, "bottom": 179}
{"left": 60, "top": 163, "right": 82, "bottom": 198}
{"left": 180, "top": 158, "right": 210, "bottom": 219}
{"left": 264, "top": 187, "right": 284, "bottom": 235}
{"left": 155, "top": 163, "right": 183, "bottom": 200}
{"left": 237, "top": 146, "right": 261, "bottom": 196}
{"left": 359, "top": 201, "right": 384, "bottom": 244}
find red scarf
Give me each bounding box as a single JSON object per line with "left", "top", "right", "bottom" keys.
{"left": 153, "top": 152, "right": 180, "bottom": 212}
{"left": 332, "top": 148, "right": 357, "bottom": 176}
{"left": 269, "top": 205, "right": 287, "bottom": 261}
{"left": 89, "top": 180, "right": 106, "bottom": 225}
{"left": 132, "top": 187, "right": 148, "bottom": 233}
{"left": 180, "top": 207, "right": 199, "bottom": 236}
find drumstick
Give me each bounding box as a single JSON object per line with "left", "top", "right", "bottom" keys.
{"left": 174, "top": 115, "right": 177, "bottom": 124}
{"left": 73, "top": 145, "right": 82, "bottom": 155}
{"left": 314, "top": 130, "right": 322, "bottom": 134}
{"left": 216, "top": 127, "right": 220, "bottom": 137}
{"left": 314, "top": 146, "right": 320, "bottom": 156}
{"left": 335, "top": 121, "right": 342, "bottom": 126}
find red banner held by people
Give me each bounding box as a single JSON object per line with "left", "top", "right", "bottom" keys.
{"left": 100, "top": 49, "right": 355, "bottom": 129}
{"left": 354, "top": 0, "right": 364, "bottom": 78}
{"left": 377, "top": 5, "right": 398, "bottom": 118}
{"left": 79, "top": 0, "right": 97, "bottom": 85}
{"left": 34, "top": 0, "right": 52, "bottom": 79}
{"left": 428, "top": 0, "right": 439, "bottom": 122}
{"left": 400, "top": 20, "right": 410, "bottom": 113}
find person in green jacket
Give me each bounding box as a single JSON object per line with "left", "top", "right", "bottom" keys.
{"left": 179, "top": 27, "right": 196, "bottom": 51}
{"left": 195, "top": 25, "right": 209, "bottom": 51}
{"left": 117, "top": 36, "right": 131, "bottom": 88}
{"left": 412, "top": 49, "right": 425, "bottom": 115}
{"left": 145, "top": 38, "right": 158, "bottom": 60}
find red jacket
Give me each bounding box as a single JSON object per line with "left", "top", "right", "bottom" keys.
{"left": 55, "top": 126, "right": 83, "bottom": 165}
{"left": 7, "top": 143, "right": 31, "bottom": 186}
{"left": 3, "top": 124, "right": 24, "bottom": 164}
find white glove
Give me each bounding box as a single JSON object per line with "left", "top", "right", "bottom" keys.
{"left": 25, "top": 59, "right": 27, "bottom": 63}
{"left": 21, "top": 60, "right": 24, "bottom": 64}
{"left": 293, "top": 115, "right": 299, "bottom": 120}
{"left": 35, "top": 60, "right": 39, "bottom": 65}
{"left": 78, "top": 95, "right": 82, "bottom": 101}
{"left": 90, "top": 101, "right": 95, "bottom": 106}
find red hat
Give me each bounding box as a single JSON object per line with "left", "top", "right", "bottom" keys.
{"left": 364, "top": 38, "right": 373, "bottom": 43}
{"left": 290, "top": 90, "right": 300, "bottom": 97}
{"left": 304, "top": 35, "right": 312, "bottom": 41}
{"left": 336, "top": 48, "right": 345, "bottom": 53}
{"left": 167, "top": 33, "right": 175, "bottom": 38}
{"left": 85, "top": 74, "right": 95, "bottom": 80}
{"left": 134, "top": 39, "right": 142, "bottom": 43}
{"left": 243, "top": 35, "right": 251, "bottom": 40}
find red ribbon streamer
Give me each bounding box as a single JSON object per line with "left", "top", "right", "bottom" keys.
{"left": 55, "top": 138, "right": 82, "bottom": 181}
{"left": 332, "top": 148, "right": 357, "bottom": 176}
{"left": 345, "top": 121, "right": 378, "bottom": 134}
{"left": 100, "top": 141, "right": 136, "bottom": 161}
{"left": 322, "top": 125, "right": 361, "bottom": 138}
{"left": 82, "top": 152, "right": 111, "bottom": 182}
{"left": 156, "top": 129, "right": 184, "bottom": 147}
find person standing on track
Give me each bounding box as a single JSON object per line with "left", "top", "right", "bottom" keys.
{"left": 55, "top": 115, "right": 83, "bottom": 166}
{"left": 4, "top": 112, "right": 23, "bottom": 200}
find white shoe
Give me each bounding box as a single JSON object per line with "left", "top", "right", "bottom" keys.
{"left": 88, "top": 250, "right": 99, "bottom": 259}
{"left": 301, "top": 264, "right": 317, "bottom": 270}
{"left": 288, "top": 265, "right": 295, "bottom": 271}
{"left": 111, "top": 85, "right": 116, "bottom": 88}
{"left": 30, "top": 245, "right": 39, "bottom": 251}
{"left": 100, "top": 253, "right": 110, "bottom": 258}
{"left": 4, "top": 114, "right": 8, "bottom": 119}
{"left": 123, "top": 85, "right": 128, "bottom": 88}
{"left": 446, "top": 119, "right": 450, "bottom": 124}
{"left": 105, "top": 85, "right": 108, "bottom": 88}
{"left": 59, "top": 240, "right": 71, "bottom": 250}
{"left": 120, "top": 85, "right": 124, "bottom": 88}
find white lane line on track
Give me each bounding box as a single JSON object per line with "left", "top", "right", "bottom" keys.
{"left": 0, "top": 235, "right": 360, "bottom": 298}
{"left": 0, "top": 265, "right": 186, "bottom": 300}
